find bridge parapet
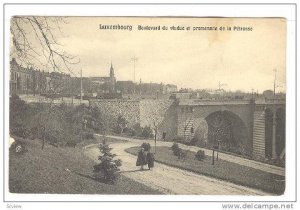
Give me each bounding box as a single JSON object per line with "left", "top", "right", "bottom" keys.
{"left": 177, "top": 98, "right": 285, "bottom": 107}
{"left": 255, "top": 98, "right": 285, "bottom": 105}
{"left": 178, "top": 99, "right": 253, "bottom": 106}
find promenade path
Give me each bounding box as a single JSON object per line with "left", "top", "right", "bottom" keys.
{"left": 84, "top": 135, "right": 277, "bottom": 195}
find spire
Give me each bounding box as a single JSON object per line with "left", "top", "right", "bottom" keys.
{"left": 110, "top": 62, "right": 114, "bottom": 77}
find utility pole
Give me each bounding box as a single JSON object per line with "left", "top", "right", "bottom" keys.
{"left": 131, "top": 56, "right": 138, "bottom": 95}
{"left": 273, "top": 68, "right": 277, "bottom": 98}
{"left": 80, "top": 68, "right": 83, "bottom": 104}
{"left": 218, "top": 81, "right": 227, "bottom": 99}
{"left": 139, "top": 78, "right": 142, "bottom": 95}
{"left": 218, "top": 81, "right": 227, "bottom": 91}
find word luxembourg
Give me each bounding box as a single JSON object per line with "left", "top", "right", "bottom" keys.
{"left": 99, "top": 24, "right": 133, "bottom": 31}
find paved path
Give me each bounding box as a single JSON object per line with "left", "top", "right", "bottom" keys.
{"left": 106, "top": 135, "right": 285, "bottom": 176}
{"left": 84, "top": 135, "right": 273, "bottom": 195}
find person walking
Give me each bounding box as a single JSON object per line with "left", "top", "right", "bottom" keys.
{"left": 146, "top": 150, "right": 155, "bottom": 170}
{"left": 136, "top": 147, "right": 147, "bottom": 170}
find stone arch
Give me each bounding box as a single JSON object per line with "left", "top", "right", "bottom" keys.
{"left": 265, "top": 108, "right": 273, "bottom": 159}
{"left": 276, "top": 108, "right": 285, "bottom": 157}
{"left": 204, "top": 110, "right": 250, "bottom": 156}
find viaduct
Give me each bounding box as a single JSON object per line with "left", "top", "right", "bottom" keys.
{"left": 90, "top": 98, "right": 285, "bottom": 160}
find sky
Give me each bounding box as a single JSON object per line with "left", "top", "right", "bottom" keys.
{"left": 13, "top": 17, "right": 287, "bottom": 92}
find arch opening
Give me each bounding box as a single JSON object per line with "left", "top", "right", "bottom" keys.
{"left": 202, "top": 110, "right": 250, "bottom": 156}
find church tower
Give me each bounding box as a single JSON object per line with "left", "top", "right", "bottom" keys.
{"left": 110, "top": 62, "right": 114, "bottom": 78}
{"left": 109, "top": 62, "right": 116, "bottom": 93}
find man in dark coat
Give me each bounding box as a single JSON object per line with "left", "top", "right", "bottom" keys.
{"left": 146, "top": 151, "right": 155, "bottom": 170}
{"left": 136, "top": 147, "right": 147, "bottom": 170}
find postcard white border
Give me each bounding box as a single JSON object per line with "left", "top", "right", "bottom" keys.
{"left": 1, "top": 2, "right": 297, "bottom": 204}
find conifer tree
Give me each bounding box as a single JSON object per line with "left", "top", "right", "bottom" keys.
{"left": 93, "top": 140, "right": 122, "bottom": 183}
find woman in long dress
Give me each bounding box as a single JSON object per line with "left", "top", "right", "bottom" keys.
{"left": 146, "top": 151, "right": 155, "bottom": 170}
{"left": 136, "top": 147, "right": 147, "bottom": 170}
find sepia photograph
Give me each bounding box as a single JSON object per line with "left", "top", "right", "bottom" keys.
{"left": 7, "top": 16, "right": 288, "bottom": 197}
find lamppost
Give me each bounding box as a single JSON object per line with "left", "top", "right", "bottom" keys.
{"left": 153, "top": 121, "right": 158, "bottom": 154}
{"left": 216, "top": 140, "right": 220, "bottom": 161}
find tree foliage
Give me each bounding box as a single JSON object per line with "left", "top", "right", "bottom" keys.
{"left": 9, "top": 97, "right": 108, "bottom": 148}
{"left": 93, "top": 141, "right": 122, "bottom": 184}
{"left": 115, "top": 115, "right": 128, "bottom": 134}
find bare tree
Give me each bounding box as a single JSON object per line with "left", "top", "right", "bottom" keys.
{"left": 10, "top": 16, "right": 79, "bottom": 74}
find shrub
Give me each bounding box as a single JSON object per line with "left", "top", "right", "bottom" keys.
{"left": 65, "top": 141, "right": 77, "bottom": 148}
{"left": 93, "top": 141, "right": 122, "bottom": 184}
{"left": 141, "top": 142, "right": 151, "bottom": 152}
{"left": 81, "top": 129, "right": 95, "bottom": 140}
{"left": 123, "top": 127, "right": 134, "bottom": 136}
{"left": 189, "top": 137, "right": 198, "bottom": 146}
{"left": 173, "top": 147, "right": 182, "bottom": 157}
{"left": 173, "top": 135, "right": 184, "bottom": 142}
{"left": 124, "top": 124, "right": 155, "bottom": 139}
{"left": 171, "top": 143, "right": 179, "bottom": 151}
{"left": 141, "top": 126, "right": 154, "bottom": 139}
{"left": 132, "top": 123, "right": 143, "bottom": 137}
{"left": 10, "top": 126, "right": 31, "bottom": 139}
{"left": 170, "top": 143, "right": 186, "bottom": 159}
{"left": 195, "top": 150, "right": 205, "bottom": 161}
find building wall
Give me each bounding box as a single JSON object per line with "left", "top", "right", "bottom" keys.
{"left": 90, "top": 99, "right": 140, "bottom": 126}
{"left": 140, "top": 99, "right": 177, "bottom": 139}
{"left": 90, "top": 99, "right": 177, "bottom": 139}
{"left": 252, "top": 107, "right": 266, "bottom": 159}
{"left": 10, "top": 59, "right": 33, "bottom": 95}
{"left": 10, "top": 59, "right": 73, "bottom": 96}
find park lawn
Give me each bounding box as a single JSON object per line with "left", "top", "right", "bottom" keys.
{"left": 9, "top": 138, "right": 161, "bottom": 194}
{"left": 126, "top": 146, "right": 285, "bottom": 195}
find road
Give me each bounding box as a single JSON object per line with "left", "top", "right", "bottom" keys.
{"left": 84, "top": 135, "right": 274, "bottom": 195}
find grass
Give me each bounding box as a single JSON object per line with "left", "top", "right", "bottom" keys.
{"left": 126, "top": 146, "right": 285, "bottom": 195}
{"left": 9, "top": 138, "right": 161, "bottom": 194}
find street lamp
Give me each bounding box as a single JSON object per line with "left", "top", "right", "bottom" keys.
{"left": 153, "top": 121, "right": 158, "bottom": 154}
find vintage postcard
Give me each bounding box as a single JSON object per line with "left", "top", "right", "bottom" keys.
{"left": 8, "top": 16, "right": 286, "bottom": 196}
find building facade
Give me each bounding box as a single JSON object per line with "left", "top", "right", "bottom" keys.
{"left": 10, "top": 58, "right": 72, "bottom": 96}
